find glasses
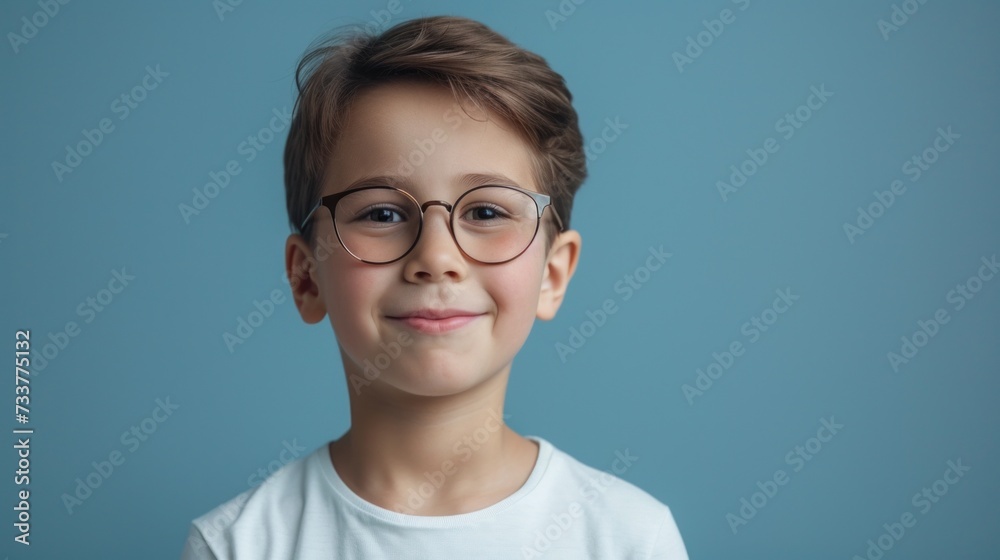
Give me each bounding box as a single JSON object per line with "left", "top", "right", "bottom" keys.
{"left": 299, "top": 184, "right": 564, "bottom": 265}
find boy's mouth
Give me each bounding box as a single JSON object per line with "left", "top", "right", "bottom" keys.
{"left": 386, "top": 309, "right": 486, "bottom": 334}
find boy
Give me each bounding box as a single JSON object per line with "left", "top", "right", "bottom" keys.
{"left": 181, "top": 15, "right": 688, "bottom": 559}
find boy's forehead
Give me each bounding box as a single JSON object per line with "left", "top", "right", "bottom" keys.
{"left": 324, "top": 81, "right": 539, "bottom": 197}
{"left": 355, "top": 80, "right": 467, "bottom": 109}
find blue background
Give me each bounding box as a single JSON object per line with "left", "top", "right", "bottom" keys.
{"left": 3, "top": 0, "right": 998, "bottom": 558}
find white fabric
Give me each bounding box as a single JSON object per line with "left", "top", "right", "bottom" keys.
{"left": 180, "top": 436, "right": 689, "bottom": 559}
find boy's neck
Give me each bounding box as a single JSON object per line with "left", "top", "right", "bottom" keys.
{"left": 328, "top": 371, "right": 540, "bottom": 516}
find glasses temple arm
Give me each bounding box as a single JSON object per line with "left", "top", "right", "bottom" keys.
{"left": 300, "top": 201, "right": 321, "bottom": 232}
{"left": 548, "top": 205, "right": 565, "bottom": 233}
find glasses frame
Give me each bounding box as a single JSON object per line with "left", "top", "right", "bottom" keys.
{"left": 299, "top": 184, "right": 565, "bottom": 265}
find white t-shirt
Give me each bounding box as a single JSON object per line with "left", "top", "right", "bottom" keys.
{"left": 180, "top": 436, "right": 689, "bottom": 559}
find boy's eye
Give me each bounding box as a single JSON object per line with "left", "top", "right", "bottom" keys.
{"left": 461, "top": 203, "right": 511, "bottom": 223}
{"left": 368, "top": 208, "right": 402, "bottom": 222}
{"left": 358, "top": 204, "right": 407, "bottom": 224}
{"left": 469, "top": 206, "right": 497, "bottom": 220}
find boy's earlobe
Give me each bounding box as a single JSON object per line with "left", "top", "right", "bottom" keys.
{"left": 285, "top": 234, "right": 327, "bottom": 324}
{"left": 537, "top": 230, "right": 581, "bottom": 321}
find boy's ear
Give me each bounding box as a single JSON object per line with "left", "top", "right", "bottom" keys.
{"left": 537, "top": 229, "right": 581, "bottom": 321}
{"left": 285, "top": 233, "right": 327, "bottom": 324}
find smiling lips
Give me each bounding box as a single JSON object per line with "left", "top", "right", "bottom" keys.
{"left": 387, "top": 309, "right": 485, "bottom": 334}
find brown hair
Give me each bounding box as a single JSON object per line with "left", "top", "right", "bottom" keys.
{"left": 283, "top": 15, "right": 586, "bottom": 251}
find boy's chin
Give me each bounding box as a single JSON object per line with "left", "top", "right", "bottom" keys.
{"left": 375, "top": 366, "right": 503, "bottom": 399}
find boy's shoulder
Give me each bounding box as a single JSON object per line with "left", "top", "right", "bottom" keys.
{"left": 184, "top": 442, "right": 327, "bottom": 558}
{"left": 521, "top": 437, "right": 688, "bottom": 559}
{"left": 541, "top": 438, "right": 675, "bottom": 518}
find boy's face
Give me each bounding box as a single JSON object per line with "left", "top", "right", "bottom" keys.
{"left": 286, "top": 80, "right": 580, "bottom": 398}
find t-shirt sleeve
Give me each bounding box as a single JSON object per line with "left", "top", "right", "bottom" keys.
{"left": 646, "top": 508, "right": 690, "bottom": 560}
{"left": 180, "top": 523, "right": 220, "bottom": 560}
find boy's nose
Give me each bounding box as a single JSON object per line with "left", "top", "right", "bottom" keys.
{"left": 403, "top": 204, "right": 468, "bottom": 282}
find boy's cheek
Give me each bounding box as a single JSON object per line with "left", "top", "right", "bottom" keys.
{"left": 319, "top": 257, "right": 378, "bottom": 296}
{"left": 484, "top": 268, "right": 544, "bottom": 328}
{"left": 325, "top": 301, "right": 373, "bottom": 363}
{"left": 325, "top": 275, "right": 378, "bottom": 319}
{"left": 319, "top": 259, "right": 370, "bottom": 308}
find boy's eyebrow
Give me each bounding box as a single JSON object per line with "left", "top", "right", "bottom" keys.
{"left": 337, "top": 172, "right": 526, "bottom": 195}
{"left": 457, "top": 172, "right": 524, "bottom": 190}
{"left": 338, "top": 174, "right": 411, "bottom": 192}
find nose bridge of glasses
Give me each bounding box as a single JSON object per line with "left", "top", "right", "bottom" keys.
{"left": 409, "top": 199, "right": 465, "bottom": 262}
{"left": 420, "top": 200, "right": 453, "bottom": 215}
{"left": 418, "top": 200, "right": 456, "bottom": 230}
